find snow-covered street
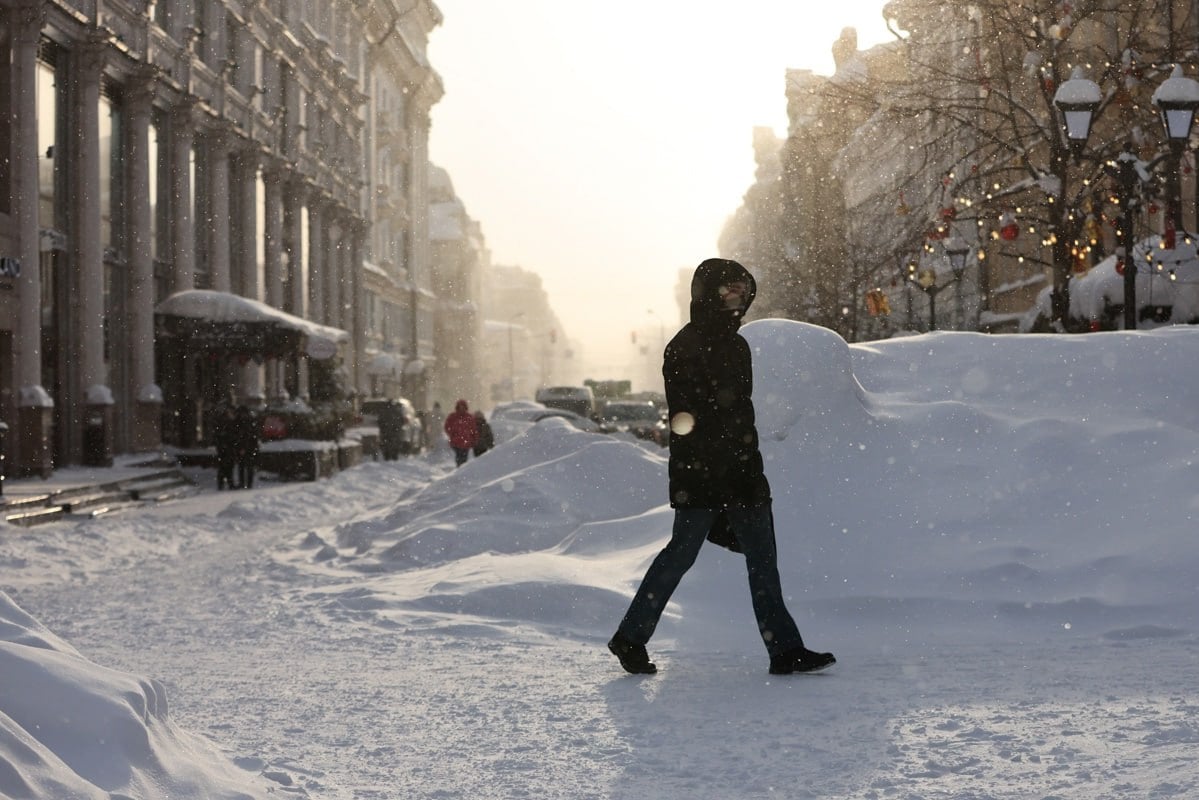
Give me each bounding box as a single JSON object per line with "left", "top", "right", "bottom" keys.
{"left": 4, "top": 321, "right": 1199, "bottom": 799}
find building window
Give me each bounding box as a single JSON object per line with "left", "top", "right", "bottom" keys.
{"left": 225, "top": 17, "right": 240, "bottom": 87}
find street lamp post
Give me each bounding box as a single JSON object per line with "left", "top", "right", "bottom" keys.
{"left": 908, "top": 237, "right": 970, "bottom": 331}
{"left": 1055, "top": 64, "right": 1199, "bottom": 330}
{"left": 646, "top": 308, "right": 666, "bottom": 351}
{"left": 645, "top": 309, "right": 666, "bottom": 393}
{"left": 1113, "top": 147, "right": 1141, "bottom": 330}
{"left": 507, "top": 311, "right": 524, "bottom": 402}
{"left": 1153, "top": 65, "right": 1199, "bottom": 231}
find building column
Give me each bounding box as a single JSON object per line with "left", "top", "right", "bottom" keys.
{"left": 324, "top": 213, "right": 342, "bottom": 330}
{"left": 126, "top": 69, "right": 162, "bottom": 452}
{"left": 263, "top": 163, "right": 285, "bottom": 310}
{"left": 283, "top": 179, "right": 309, "bottom": 401}
{"left": 307, "top": 196, "right": 326, "bottom": 324}
{"left": 283, "top": 179, "right": 308, "bottom": 317}
{"left": 73, "top": 37, "right": 113, "bottom": 466}
{"left": 340, "top": 218, "right": 356, "bottom": 335}
{"left": 206, "top": 125, "right": 235, "bottom": 293}
{"left": 12, "top": 0, "right": 52, "bottom": 477}
{"left": 233, "top": 148, "right": 263, "bottom": 402}
{"left": 262, "top": 161, "right": 286, "bottom": 401}
{"left": 170, "top": 99, "right": 196, "bottom": 292}
{"left": 232, "top": 149, "right": 259, "bottom": 299}
{"left": 348, "top": 220, "right": 367, "bottom": 397}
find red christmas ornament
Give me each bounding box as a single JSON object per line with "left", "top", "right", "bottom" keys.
{"left": 1115, "top": 258, "right": 1125, "bottom": 275}
{"left": 999, "top": 212, "right": 1020, "bottom": 241}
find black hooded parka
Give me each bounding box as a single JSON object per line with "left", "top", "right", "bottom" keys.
{"left": 664, "top": 258, "right": 771, "bottom": 510}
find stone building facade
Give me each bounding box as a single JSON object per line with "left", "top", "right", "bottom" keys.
{"left": 1, "top": 0, "right": 442, "bottom": 476}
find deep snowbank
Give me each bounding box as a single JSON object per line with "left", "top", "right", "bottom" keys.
{"left": 0, "top": 592, "right": 268, "bottom": 799}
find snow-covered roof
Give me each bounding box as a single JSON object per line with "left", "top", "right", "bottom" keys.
{"left": 155, "top": 290, "right": 349, "bottom": 359}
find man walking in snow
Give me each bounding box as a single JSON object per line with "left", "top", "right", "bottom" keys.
{"left": 608, "top": 258, "right": 835, "bottom": 676}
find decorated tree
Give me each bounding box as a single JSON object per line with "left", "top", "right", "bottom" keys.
{"left": 838, "top": 0, "right": 1199, "bottom": 331}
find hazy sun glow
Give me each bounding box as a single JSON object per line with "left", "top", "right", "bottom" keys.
{"left": 428, "top": 2, "right": 893, "bottom": 386}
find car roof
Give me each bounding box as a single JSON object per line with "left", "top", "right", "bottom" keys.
{"left": 537, "top": 386, "right": 591, "bottom": 395}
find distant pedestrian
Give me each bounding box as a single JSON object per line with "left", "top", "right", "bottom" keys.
{"left": 214, "top": 404, "right": 238, "bottom": 490}
{"left": 472, "top": 411, "right": 495, "bottom": 457}
{"left": 443, "top": 399, "right": 478, "bottom": 467}
{"left": 427, "top": 401, "right": 445, "bottom": 451}
{"left": 608, "top": 258, "right": 835, "bottom": 676}
{"left": 233, "top": 404, "right": 260, "bottom": 489}
{"left": 378, "top": 400, "right": 404, "bottom": 461}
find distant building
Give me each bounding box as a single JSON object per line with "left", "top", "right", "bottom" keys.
{"left": 482, "top": 265, "right": 568, "bottom": 405}
{"left": 428, "top": 165, "right": 487, "bottom": 407}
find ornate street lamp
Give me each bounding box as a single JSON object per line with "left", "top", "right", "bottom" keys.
{"left": 1053, "top": 67, "right": 1101, "bottom": 161}
{"left": 908, "top": 237, "right": 970, "bottom": 332}
{"left": 1152, "top": 64, "right": 1199, "bottom": 231}
{"left": 1054, "top": 65, "right": 1199, "bottom": 330}
{"left": 944, "top": 236, "right": 970, "bottom": 277}
{"left": 1152, "top": 65, "right": 1199, "bottom": 142}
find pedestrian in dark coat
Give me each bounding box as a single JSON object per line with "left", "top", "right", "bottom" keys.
{"left": 472, "top": 410, "right": 495, "bottom": 457}
{"left": 378, "top": 400, "right": 404, "bottom": 461}
{"left": 214, "top": 404, "right": 238, "bottom": 490}
{"left": 443, "top": 399, "right": 478, "bottom": 467}
{"left": 233, "top": 405, "right": 260, "bottom": 489}
{"left": 608, "top": 258, "right": 835, "bottom": 676}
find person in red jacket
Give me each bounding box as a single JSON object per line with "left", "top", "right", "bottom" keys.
{"left": 443, "top": 399, "right": 479, "bottom": 467}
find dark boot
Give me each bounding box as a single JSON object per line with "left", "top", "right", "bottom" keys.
{"left": 769, "top": 647, "right": 836, "bottom": 675}
{"left": 608, "top": 633, "right": 657, "bottom": 674}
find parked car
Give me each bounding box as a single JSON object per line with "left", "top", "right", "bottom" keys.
{"left": 534, "top": 385, "right": 597, "bottom": 419}
{"left": 358, "top": 397, "right": 423, "bottom": 456}
{"left": 598, "top": 400, "right": 668, "bottom": 446}
{"left": 533, "top": 409, "right": 601, "bottom": 433}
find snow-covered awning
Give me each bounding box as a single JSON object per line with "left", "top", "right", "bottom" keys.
{"left": 365, "top": 351, "right": 402, "bottom": 376}
{"left": 155, "top": 290, "right": 349, "bottom": 360}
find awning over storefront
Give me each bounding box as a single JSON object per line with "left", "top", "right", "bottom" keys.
{"left": 155, "top": 290, "right": 350, "bottom": 360}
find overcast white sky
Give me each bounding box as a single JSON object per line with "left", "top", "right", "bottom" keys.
{"left": 427, "top": 2, "right": 894, "bottom": 379}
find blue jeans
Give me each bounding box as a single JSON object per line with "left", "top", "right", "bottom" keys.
{"left": 615, "top": 504, "right": 804, "bottom": 658}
